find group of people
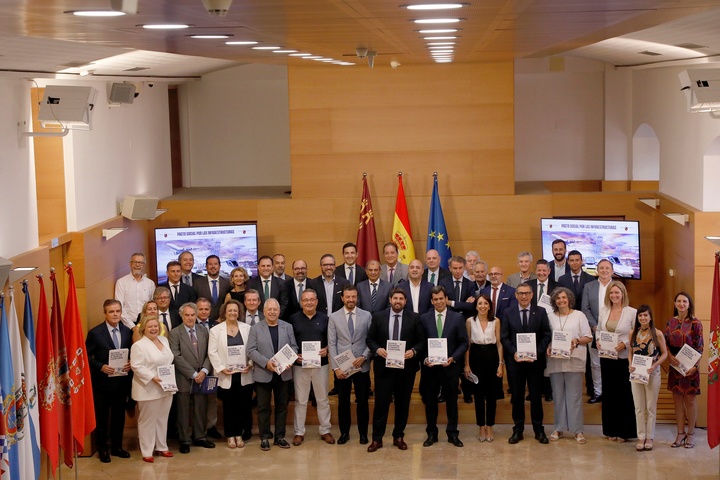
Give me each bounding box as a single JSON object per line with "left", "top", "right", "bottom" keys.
{"left": 85, "top": 240, "right": 705, "bottom": 463}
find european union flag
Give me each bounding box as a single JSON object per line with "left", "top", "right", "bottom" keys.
{"left": 426, "top": 175, "right": 452, "bottom": 268}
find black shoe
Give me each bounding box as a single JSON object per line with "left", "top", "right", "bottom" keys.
{"left": 274, "top": 438, "right": 291, "bottom": 449}
{"left": 260, "top": 439, "right": 271, "bottom": 451}
{"left": 207, "top": 427, "right": 223, "bottom": 439}
{"left": 463, "top": 396, "right": 473, "bottom": 404}
{"left": 193, "top": 439, "right": 216, "bottom": 448}
{"left": 359, "top": 434, "right": 369, "bottom": 445}
{"left": 110, "top": 448, "right": 131, "bottom": 459}
{"left": 337, "top": 433, "right": 350, "bottom": 445}
{"left": 588, "top": 394, "right": 602, "bottom": 404}
{"left": 508, "top": 432, "right": 523, "bottom": 444}
{"left": 179, "top": 443, "right": 191, "bottom": 454}
{"left": 98, "top": 450, "right": 111, "bottom": 463}
{"left": 423, "top": 435, "right": 438, "bottom": 447}
{"left": 328, "top": 388, "right": 338, "bottom": 396}
{"left": 448, "top": 437, "right": 464, "bottom": 447}
{"left": 545, "top": 395, "right": 553, "bottom": 402}
{"left": 535, "top": 432, "right": 549, "bottom": 444}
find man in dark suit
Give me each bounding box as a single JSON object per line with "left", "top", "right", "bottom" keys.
{"left": 438, "top": 255, "right": 477, "bottom": 319}
{"left": 419, "top": 286, "right": 468, "bottom": 448}
{"left": 86, "top": 299, "right": 133, "bottom": 463}
{"left": 380, "top": 242, "right": 408, "bottom": 286}
{"left": 557, "top": 250, "right": 594, "bottom": 311}
{"left": 273, "top": 253, "right": 288, "bottom": 280}
{"left": 424, "top": 249, "right": 451, "bottom": 286}
{"left": 501, "top": 283, "right": 552, "bottom": 445}
{"left": 310, "top": 254, "right": 351, "bottom": 317}
{"left": 366, "top": 288, "right": 426, "bottom": 452}
{"left": 480, "top": 266, "right": 517, "bottom": 320}
{"left": 399, "top": 259, "right": 433, "bottom": 315}
{"left": 244, "top": 289, "right": 265, "bottom": 325}
{"left": 357, "top": 260, "right": 393, "bottom": 313}
{"left": 472, "top": 260, "right": 491, "bottom": 294}
{"left": 247, "top": 255, "right": 288, "bottom": 313}
{"left": 179, "top": 250, "right": 203, "bottom": 288}
{"left": 194, "top": 297, "right": 220, "bottom": 439}
{"left": 334, "top": 242, "right": 368, "bottom": 285}
{"left": 525, "top": 259, "right": 557, "bottom": 309}
{"left": 193, "top": 255, "right": 231, "bottom": 321}
{"left": 169, "top": 302, "right": 215, "bottom": 453}
{"left": 548, "top": 239, "right": 568, "bottom": 282}
{"left": 282, "top": 259, "right": 310, "bottom": 320}
{"left": 160, "top": 260, "right": 197, "bottom": 327}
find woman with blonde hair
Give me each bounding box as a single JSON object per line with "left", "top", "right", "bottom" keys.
{"left": 225, "top": 267, "right": 249, "bottom": 305}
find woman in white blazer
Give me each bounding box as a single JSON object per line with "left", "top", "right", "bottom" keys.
{"left": 208, "top": 300, "right": 254, "bottom": 448}
{"left": 597, "top": 280, "right": 637, "bottom": 442}
{"left": 131, "top": 316, "right": 176, "bottom": 462}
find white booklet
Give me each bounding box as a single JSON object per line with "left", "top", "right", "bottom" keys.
{"left": 302, "top": 341, "right": 321, "bottom": 368}
{"left": 108, "top": 348, "right": 129, "bottom": 377}
{"left": 427, "top": 338, "right": 448, "bottom": 365}
{"left": 516, "top": 332, "right": 537, "bottom": 361}
{"left": 550, "top": 331, "right": 571, "bottom": 359}
{"left": 630, "top": 354, "right": 652, "bottom": 385}
{"left": 538, "top": 293, "right": 553, "bottom": 314}
{"left": 385, "top": 340, "right": 406, "bottom": 369}
{"left": 333, "top": 349, "right": 361, "bottom": 377}
{"left": 227, "top": 345, "right": 247, "bottom": 372}
{"left": 271, "top": 344, "right": 299, "bottom": 374}
{"left": 598, "top": 331, "right": 619, "bottom": 359}
{"left": 672, "top": 343, "right": 702, "bottom": 376}
{"left": 157, "top": 365, "right": 178, "bottom": 392}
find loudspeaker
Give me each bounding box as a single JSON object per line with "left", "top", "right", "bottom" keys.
{"left": 121, "top": 195, "right": 159, "bottom": 220}
{"left": 109, "top": 83, "right": 136, "bottom": 104}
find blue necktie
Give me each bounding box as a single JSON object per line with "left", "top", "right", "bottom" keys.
{"left": 112, "top": 328, "right": 120, "bottom": 349}
{"left": 211, "top": 279, "right": 218, "bottom": 303}
{"left": 348, "top": 311, "right": 354, "bottom": 338}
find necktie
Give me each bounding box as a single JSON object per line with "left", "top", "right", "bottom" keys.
{"left": 198, "top": 321, "right": 208, "bottom": 330}
{"left": 521, "top": 309, "right": 528, "bottom": 329}
{"left": 184, "top": 274, "right": 191, "bottom": 286}
{"left": 211, "top": 279, "right": 218, "bottom": 303}
{"left": 430, "top": 271, "right": 436, "bottom": 285}
{"left": 161, "top": 312, "right": 169, "bottom": 332}
{"left": 347, "top": 311, "right": 354, "bottom": 338}
{"left": 189, "top": 328, "right": 199, "bottom": 356}
{"left": 455, "top": 281, "right": 461, "bottom": 302}
{"left": 573, "top": 275, "right": 579, "bottom": 293}
{"left": 492, "top": 287, "right": 498, "bottom": 313}
{"left": 393, "top": 314, "right": 400, "bottom": 341}
{"left": 263, "top": 279, "right": 270, "bottom": 300}
{"left": 436, "top": 313, "right": 443, "bottom": 337}
{"left": 348, "top": 267, "right": 354, "bottom": 284}
{"left": 298, "top": 282, "right": 304, "bottom": 299}
{"left": 249, "top": 314, "right": 258, "bottom": 325}
{"left": 173, "top": 284, "right": 179, "bottom": 300}
{"left": 371, "top": 283, "right": 378, "bottom": 309}
{"left": 112, "top": 328, "right": 120, "bottom": 349}
{"left": 389, "top": 267, "right": 395, "bottom": 283}
{"left": 539, "top": 283, "right": 545, "bottom": 298}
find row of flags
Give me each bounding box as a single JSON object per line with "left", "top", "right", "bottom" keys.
{"left": 355, "top": 173, "right": 452, "bottom": 267}
{"left": 0, "top": 266, "right": 95, "bottom": 480}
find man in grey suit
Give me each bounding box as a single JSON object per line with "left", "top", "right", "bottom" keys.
{"left": 193, "top": 255, "right": 230, "bottom": 320}
{"left": 247, "top": 298, "right": 299, "bottom": 451}
{"left": 243, "top": 289, "right": 265, "bottom": 326}
{"left": 381, "top": 242, "right": 408, "bottom": 285}
{"left": 357, "top": 260, "right": 393, "bottom": 313}
{"left": 581, "top": 258, "right": 614, "bottom": 404}
{"left": 178, "top": 250, "right": 203, "bottom": 287}
{"left": 328, "top": 284, "right": 372, "bottom": 445}
{"left": 169, "top": 303, "right": 215, "bottom": 453}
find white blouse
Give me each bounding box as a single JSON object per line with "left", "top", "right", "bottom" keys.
{"left": 469, "top": 318, "right": 497, "bottom": 345}
{"left": 546, "top": 310, "right": 592, "bottom": 374}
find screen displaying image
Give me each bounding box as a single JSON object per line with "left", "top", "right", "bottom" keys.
{"left": 540, "top": 218, "right": 641, "bottom": 280}
{"left": 155, "top": 224, "right": 258, "bottom": 284}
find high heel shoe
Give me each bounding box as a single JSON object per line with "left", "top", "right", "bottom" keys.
{"left": 644, "top": 439, "right": 653, "bottom": 451}
{"left": 685, "top": 433, "right": 695, "bottom": 449}
{"left": 671, "top": 432, "right": 687, "bottom": 448}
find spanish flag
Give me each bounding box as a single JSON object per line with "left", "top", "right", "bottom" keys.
{"left": 392, "top": 173, "right": 415, "bottom": 264}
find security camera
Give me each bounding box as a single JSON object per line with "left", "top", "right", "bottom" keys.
{"left": 367, "top": 51, "right": 376, "bottom": 69}
{"left": 356, "top": 47, "right": 368, "bottom": 59}
{"left": 202, "top": 0, "right": 233, "bottom": 16}
{"left": 148, "top": 83, "right": 154, "bottom": 88}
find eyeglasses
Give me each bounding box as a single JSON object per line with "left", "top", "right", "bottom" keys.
{"left": 131, "top": 261, "right": 146, "bottom": 265}
{"left": 516, "top": 291, "right": 532, "bottom": 296}
{"left": 155, "top": 295, "right": 170, "bottom": 300}
{"left": 321, "top": 263, "right": 335, "bottom": 268}
{"left": 488, "top": 272, "right": 502, "bottom": 276}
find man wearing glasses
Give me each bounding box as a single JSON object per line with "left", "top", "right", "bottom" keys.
{"left": 115, "top": 252, "right": 155, "bottom": 329}
{"left": 480, "top": 266, "right": 517, "bottom": 320}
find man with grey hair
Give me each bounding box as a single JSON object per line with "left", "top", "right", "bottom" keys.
{"left": 463, "top": 250, "right": 480, "bottom": 281}
{"left": 507, "top": 251, "right": 537, "bottom": 288}
{"left": 115, "top": 252, "right": 155, "bottom": 329}
{"left": 472, "top": 260, "right": 491, "bottom": 294}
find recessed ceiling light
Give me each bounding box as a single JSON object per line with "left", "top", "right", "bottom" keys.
{"left": 431, "top": 53, "right": 454, "bottom": 56}
{"left": 289, "top": 53, "right": 312, "bottom": 57}
{"left": 313, "top": 57, "right": 331, "bottom": 61}
{"left": 339, "top": 62, "right": 355, "bottom": 66}
{"left": 143, "top": 24, "right": 190, "bottom": 29}
{"left": 418, "top": 28, "right": 458, "bottom": 33}
{"left": 302, "top": 56, "right": 323, "bottom": 59}
{"left": 429, "top": 48, "right": 454, "bottom": 51}
{"left": 225, "top": 41, "right": 258, "bottom": 45}
{"left": 68, "top": 10, "right": 126, "bottom": 17}
{"left": 191, "top": 34, "right": 231, "bottom": 39}
{"left": 406, "top": 3, "right": 464, "bottom": 10}
{"left": 435, "top": 58, "right": 453, "bottom": 63}
{"left": 321, "top": 59, "right": 335, "bottom": 62}
{"left": 274, "top": 50, "right": 298, "bottom": 53}
{"left": 413, "top": 18, "right": 461, "bottom": 24}
{"left": 427, "top": 42, "right": 455, "bottom": 45}
{"left": 424, "top": 36, "right": 457, "bottom": 40}
{"left": 252, "top": 46, "right": 281, "bottom": 50}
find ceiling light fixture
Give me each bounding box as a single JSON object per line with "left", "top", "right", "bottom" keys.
{"left": 69, "top": 10, "right": 126, "bottom": 16}
{"left": 435, "top": 58, "right": 453, "bottom": 63}
{"left": 274, "top": 50, "right": 298, "bottom": 53}
{"left": 427, "top": 42, "right": 455, "bottom": 46}
{"left": 339, "top": 62, "right": 355, "bottom": 66}
{"left": 142, "top": 24, "right": 190, "bottom": 29}
{"left": 413, "top": 18, "right": 461, "bottom": 24}
{"left": 191, "top": 34, "right": 231, "bottom": 39}
{"left": 418, "top": 28, "right": 458, "bottom": 33}
{"left": 252, "top": 46, "right": 281, "bottom": 50}
{"left": 406, "top": 3, "right": 465, "bottom": 10}
{"left": 302, "top": 56, "right": 323, "bottom": 59}
{"left": 225, "top": 40, "right": 258, "bottom": 45}
{"left": 289, "top": 53, "right": 312, "bottom": 57}
{"left": 424, "top": 36, "right": 457, "bottom": 40}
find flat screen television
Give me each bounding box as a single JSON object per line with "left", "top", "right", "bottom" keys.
{"left": 154, "top": 224, "right": 258, "bottom": 284}
{"left": 540, "top": 218, "right": 641, "bottom": 280}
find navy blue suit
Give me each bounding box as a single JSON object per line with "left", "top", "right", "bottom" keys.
{"left": 399, "top": 280, "right": 433, "bottom": 315}
{"left": 160, "top": 282, "right": 198, "bottom": 327}
{"left": 438, "top": 276, "right": 477, "bottom": 318}
{"left": 480, "top": 283, "right": 517, "bottom": 321}
{"left": 557, "top": 270, "right": 595, "bottom": 310}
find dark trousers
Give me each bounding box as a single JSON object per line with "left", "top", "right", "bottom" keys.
{"left": 421, "top": 365, "right": 460, "bottom": 438}
{"left": 371, "top": 369, "right": 416, "bottom": 442}
{"left": 176, "top": 391, "right": 208, "bottom": 444}
{"left": 469, "top": 344, "right": 500, "bottom": 426}
{"left": 219, "top": 374, "right": 254, "bottom": 438}
{"left": 337, "top": 371, "right": 370, "bottom": 436}
{"left": 256, "top": 374, "right": 290, "bottom": 440}
{"left": 94, "top": 389, "right": 128, "bottom": 451}
{"left": 508, "top": 360, "right": 545, "bottom": 434}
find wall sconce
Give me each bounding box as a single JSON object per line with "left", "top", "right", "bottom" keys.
{"left": 10, "top": 267, "right": 38, "bottom": 283}
{"left": 638, "top": 198, "right": 660, "bottom": 209}
{"left": 663, "top": 213, "right": 689, "bottom": 225}
{"left": 103, "top": 227, "right": 127, "bottom": 240}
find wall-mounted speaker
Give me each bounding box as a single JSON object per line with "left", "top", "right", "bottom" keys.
{"left": 109, "top": 82, "right": 136, "bottom": 104}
